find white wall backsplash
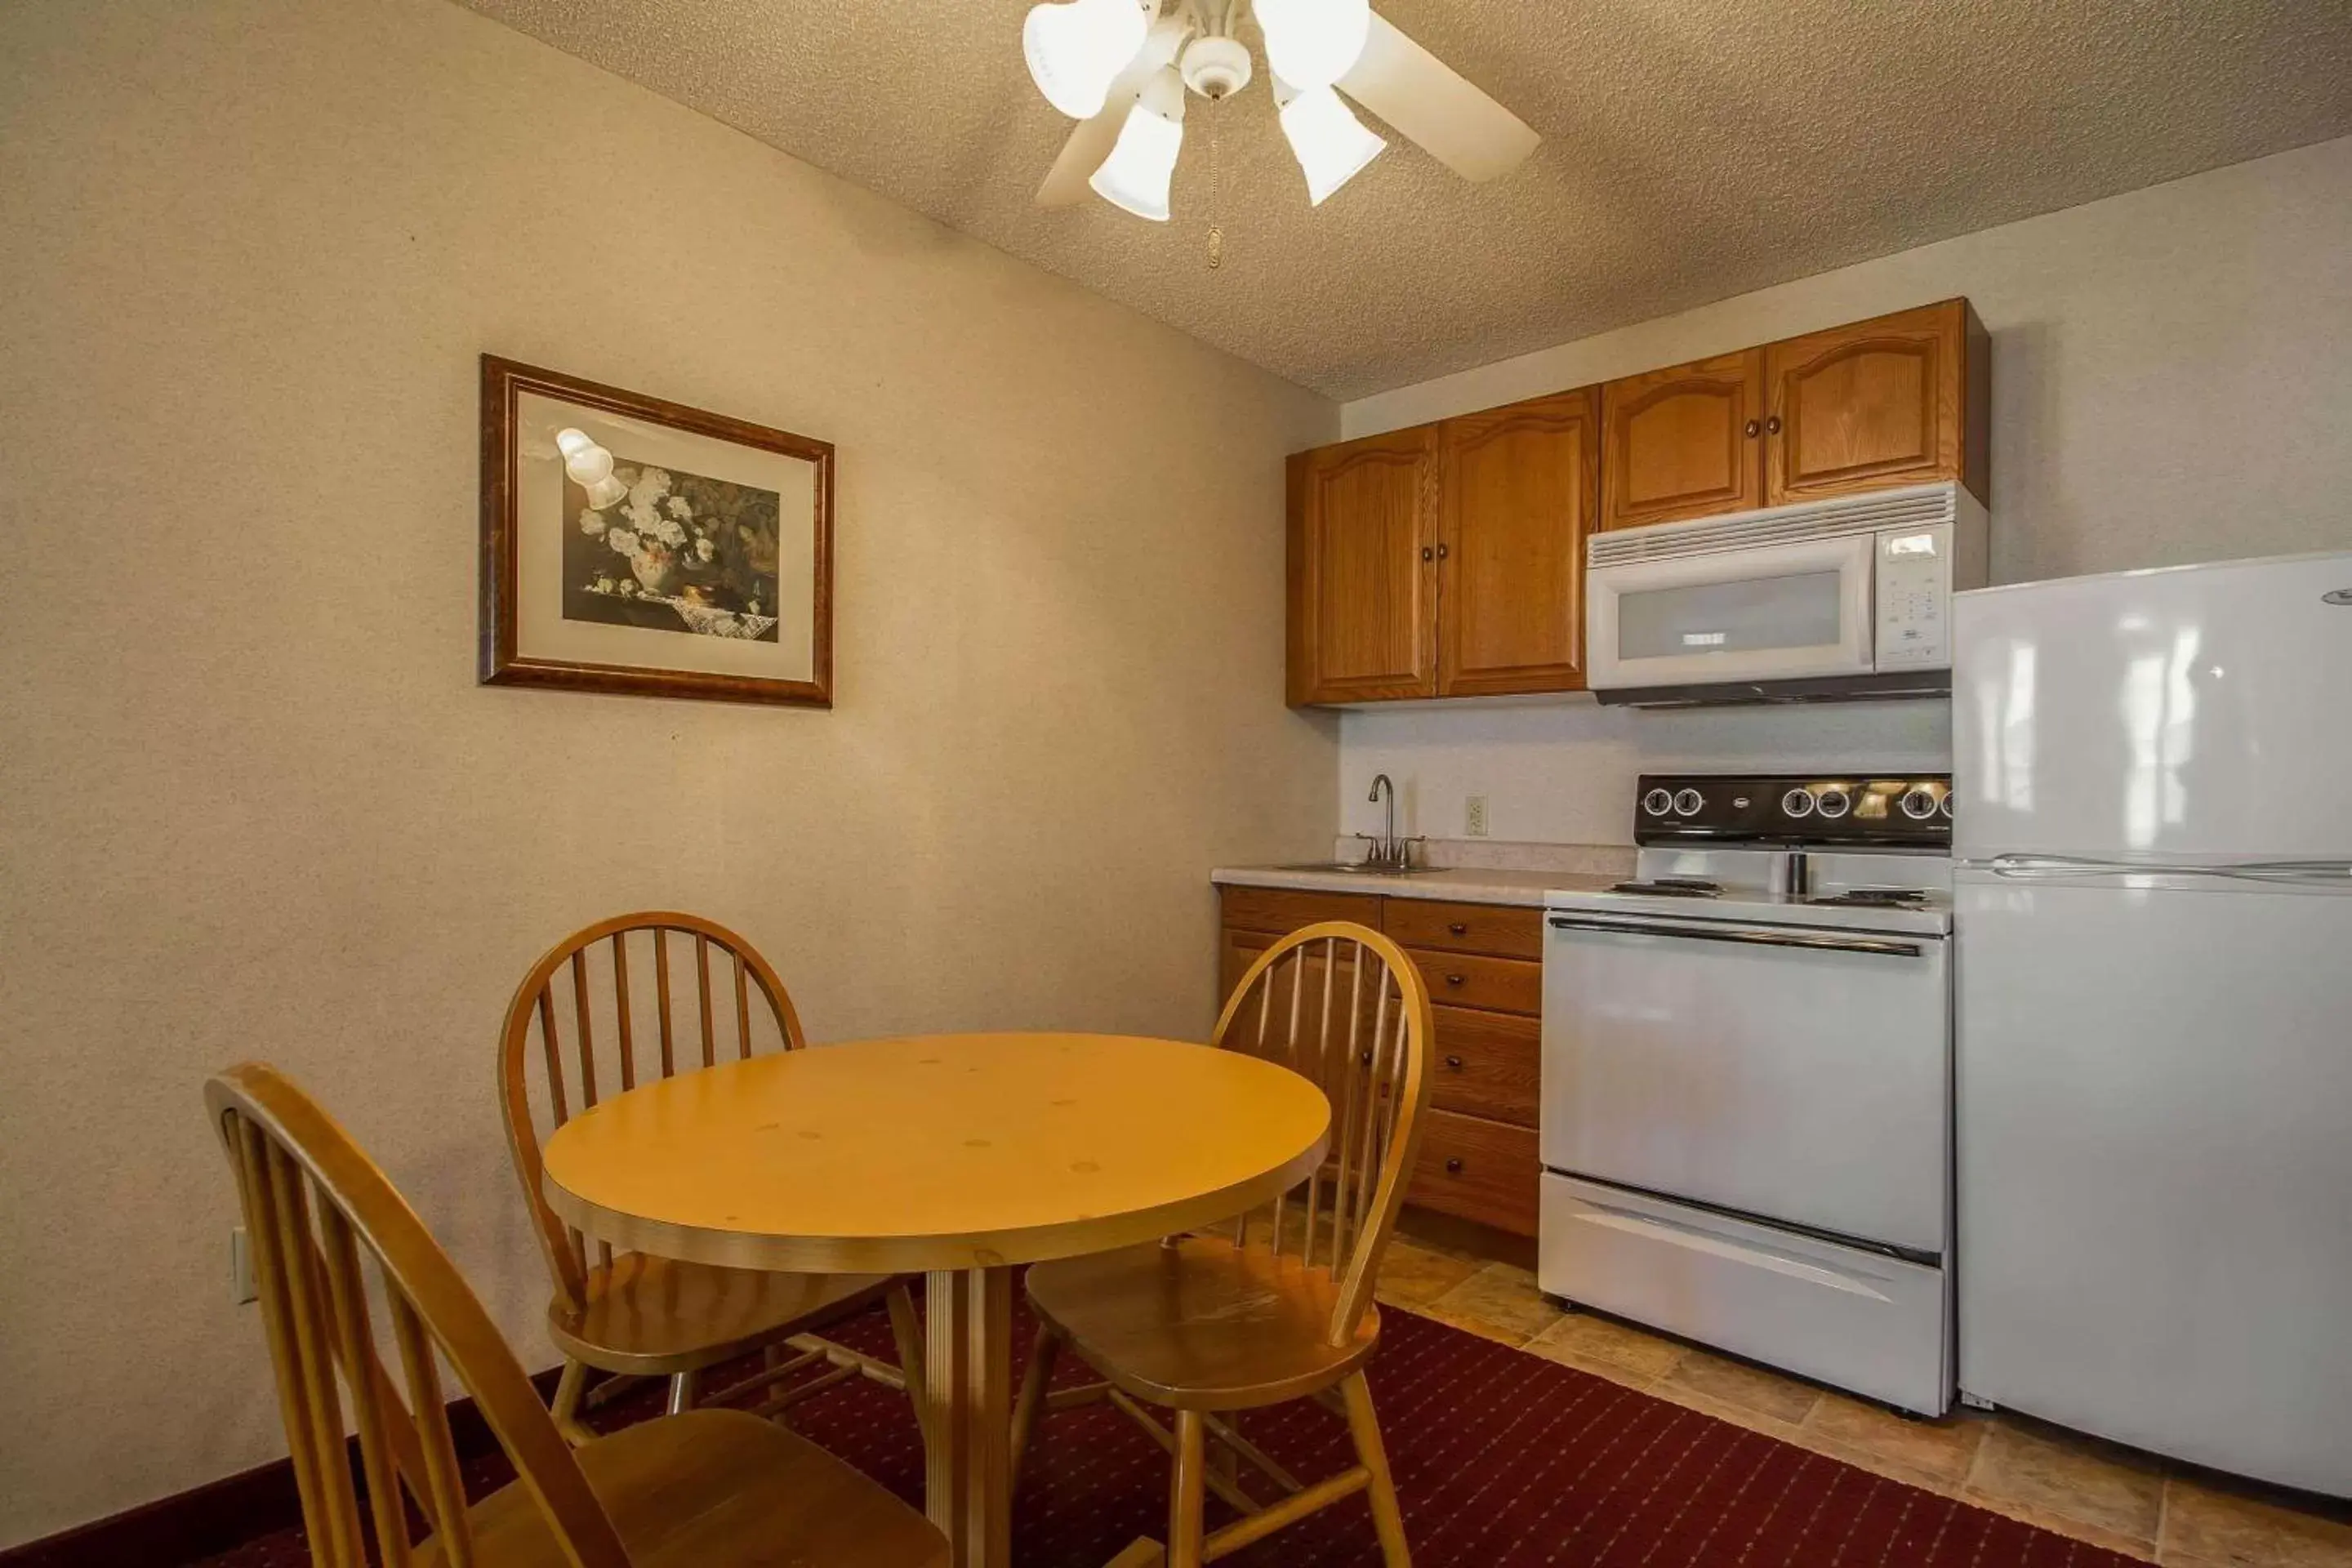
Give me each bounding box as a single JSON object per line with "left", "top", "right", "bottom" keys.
{"left": 1336, "top": 134, "right": 2352, "bottom": 850}
{"left": 1339, "top": 697, "right": 1951, "bottom": 847}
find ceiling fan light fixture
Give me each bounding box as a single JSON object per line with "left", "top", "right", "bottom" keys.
{"left": 1278, "top": 83, "right": 1385, "bottom": 204}
{"left": 1023, "top": 0, "right": 1152, "bottom": 119}
{"left": 1089, "top": 66, "right": 1185, "bottom": 221}
{"left": 1252, "top": 0, "right": 1370, "bottom": 91}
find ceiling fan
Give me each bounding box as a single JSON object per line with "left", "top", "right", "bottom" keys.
{"left": 1022, "top": 0, "right": 1539, "bottom": 222}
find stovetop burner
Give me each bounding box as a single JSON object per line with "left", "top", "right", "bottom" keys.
{"left": 1804, "top": 888, "right": 1932, "bottom": 908}
{"left": 1610, "top": 877, "right": 1722, "bottom": 898}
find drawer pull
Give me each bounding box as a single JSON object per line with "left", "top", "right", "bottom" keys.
{"left": 1444, "top": 973, "right": 1466, "bottom": 986}
{"left": 1444, "top": 1054, "right": 1463, "bottom": 1071}
{"left": 1444, "top": 1157, "right": 1463, "bottom": 1174}
{"left": 1446, "top": 921, "right": 1468, "bottom": 935}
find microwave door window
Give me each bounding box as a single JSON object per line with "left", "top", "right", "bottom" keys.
{"left": 1616, "top": 570, "right": 1847, "bottom": 662}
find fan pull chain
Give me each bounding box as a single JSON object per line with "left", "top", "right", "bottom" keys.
{"left": 1205, "top": 94, "right": 1225, "bottom": 270}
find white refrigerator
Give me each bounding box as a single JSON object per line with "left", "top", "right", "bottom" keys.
{"left": 1952, "top": 550, "right": 2352, "bottom": 1495}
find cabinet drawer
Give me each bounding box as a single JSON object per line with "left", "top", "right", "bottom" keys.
{"left": 1429, "top": 1006, "right": 1539, "bottom": 1126}
{"left": 1219, "top": 884, "right": 1381, "bottom": 937}
{"left": 1383, "top": 898, "right": 1542, "bottom": 960}
{"left": 1408, "top": 1109, "right": 1539, "bottom": 1236}
{"left": 1406, "top": 949, "right": 1542, "bottom": 1016}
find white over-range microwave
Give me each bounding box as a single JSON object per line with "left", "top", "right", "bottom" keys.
{"left": 1586, "top": 482, "right": 1989, "bottom": 706}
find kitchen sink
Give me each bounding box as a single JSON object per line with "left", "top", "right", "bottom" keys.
{"left": 1272, "top": 861, "right": 1439, "bottom": 876}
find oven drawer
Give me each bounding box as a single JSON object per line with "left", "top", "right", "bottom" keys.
{"left": 1539, "top": 1173, "right": 1949, "bottom": 1415}
{"left": 1409, "top": 1111, "right": 1539, "bottom": 1236}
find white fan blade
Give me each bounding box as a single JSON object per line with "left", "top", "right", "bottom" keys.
{"left": 1339, "top": 13, "right": 1538, "bottom": 183}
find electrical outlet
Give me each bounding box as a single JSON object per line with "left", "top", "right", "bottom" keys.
{"left": 230, "top": 1225, "right": 256, "bottom": 1306}
{"left": 1465, "top": 794, "right": 1490, "bottom": 838}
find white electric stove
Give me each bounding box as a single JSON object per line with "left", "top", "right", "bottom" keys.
{"left": 1538, "top": 773, "right": 1956, "bottom": 1415}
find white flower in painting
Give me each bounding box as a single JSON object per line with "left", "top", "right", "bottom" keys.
{"left": 605, "top": 527, "right": 641, "bottom": 559}
{"left": 666, "top": 496, "right": 693, "bottom": 519}
{"left": 629, "top": 466, "right": 672, "bottom": 510}
{"left": 693, "top": 537, "right": 715, "bottom": 561}
{"left": 647, "top": 515, "right": 687, "bottom": 547}
{"left": 577, "top": 507, "right": 607, "bottom": 536}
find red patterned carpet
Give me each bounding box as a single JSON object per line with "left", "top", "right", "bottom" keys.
{"left": 189, "top": 1297, "right": 2132, "bottom": 1567}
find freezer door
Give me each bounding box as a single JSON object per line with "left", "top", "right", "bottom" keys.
{"left": 1952, "top": 551, "right": 2352, "bottom": 862}
{"left": 1542, "top": 913, "right": 1949, "bottom": 1253}
{"left": 1956, "top": 872, "right": 2352, "bottom": 1495}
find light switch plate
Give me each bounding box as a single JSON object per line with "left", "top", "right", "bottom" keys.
{"left": 1465, "top": 794, "right": 1490, "bottom": 838}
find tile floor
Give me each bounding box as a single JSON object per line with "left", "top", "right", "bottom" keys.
{"left": 1374, "top": 1239, "right": 2352, "bottom": 1567}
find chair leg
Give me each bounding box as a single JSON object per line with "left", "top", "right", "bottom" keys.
{"left": 885, "top": 1281, "right": 929, "bottom": 1450}
{"left": 1340, "top": 1373, "right": 1410, "bottom": 1568}
{"left": 666, "top": 1368, "right": 696, "bottom": 1415}
{"left": 549, "top": 1359, "right": 595, "bottom": 1447}
{"left": 1169, "top": 1410, "right": 1207, "bottom": 1568}
{"left": 1009, "top": 1321, "right": 1062, "bottom": 1488}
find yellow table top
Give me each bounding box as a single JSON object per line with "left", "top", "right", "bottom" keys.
{"left": 540, "top": 1031, "right": 1332, "bottom": 1273}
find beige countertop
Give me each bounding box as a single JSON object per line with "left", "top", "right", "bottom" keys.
{"left": 1209, "top": 864, "right": 1622, "bottom": 908}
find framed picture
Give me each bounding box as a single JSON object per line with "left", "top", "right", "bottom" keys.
{"left": 479, "top": 355, "right": 834, "bottom": 706}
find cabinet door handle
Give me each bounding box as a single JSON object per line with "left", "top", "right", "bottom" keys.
{"left": 1444, "top": 1054, "right": 1464, "bottom": 1070}
{"left": 1744, "top": 418, "right": 1761, "bottom": 439}
{"left": 1436, "top": 543, "right": 1450, "bottom": 559}
{"left": 1765, "top": 414, "right": 1783, "bottom": 435}
{"left": 1445, "top": 1157, "right": 1464, "bottom": 1174}
{"left": 1446, "top": 921, "right": 1468, "bottom": 935}
{"left": 1444, "top": 973, "right": 1466, "bottom": 987}
{"left": 1420, "top": 546, "right": 1434, "bottom": 561}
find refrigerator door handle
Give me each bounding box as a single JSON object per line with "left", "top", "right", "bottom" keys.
{"left": 1980, "top": 853, "right": 2352, "bottom": 887}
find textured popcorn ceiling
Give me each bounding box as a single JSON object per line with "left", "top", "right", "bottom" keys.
{"left": 457, "top": 0, "right": 2352, "bottom": 399}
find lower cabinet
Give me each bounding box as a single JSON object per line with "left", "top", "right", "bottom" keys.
{"left": 1218, "top": 885, "right": 1543, "bottom": 1237}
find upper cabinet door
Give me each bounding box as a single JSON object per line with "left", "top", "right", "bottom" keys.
{"left": 1437, "top": 388, "right": 1599, "bottom": 697}
{"left": 1599, "top": 349, "right": 1766, "bottom": 531}
{"left": 1765, "top": 299, "right": 1989, "bottom": 506}
{"left": 1287, "top": 425, "right": 1441, "bottom": 705}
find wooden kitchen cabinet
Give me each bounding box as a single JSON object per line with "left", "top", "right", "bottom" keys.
{"left": 1437, "top": 389, "right": 1600, "bottom": 697}
{"left": 1285, "top": 425, "right": 1441, "bottom": 704}
{"left": 1598, "top": 349, "right": 1766, "bottom": 531}
{"left": 1765, "top": 299, "right": 1989, "bottom": 507}
{"left": 1215, "top": 884, "right": 1547, "bottom": 1237}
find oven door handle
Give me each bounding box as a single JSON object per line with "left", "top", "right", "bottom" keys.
{"left": 1547, "top": 915, "right": 1925, "bottom": 959}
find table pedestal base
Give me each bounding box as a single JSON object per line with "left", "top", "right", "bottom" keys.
{"left": 925, "top": 1267, "right": 1013, "bottom": 1567}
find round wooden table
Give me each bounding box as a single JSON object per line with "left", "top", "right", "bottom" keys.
{"left": 540, "top": 1031, "right": 1332, "bottom": 1568}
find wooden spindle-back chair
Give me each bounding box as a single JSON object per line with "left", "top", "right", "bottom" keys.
{"left": 1013, "top": 921, "right": 1433, "bottom": 1567}
{"left": 498, "top": 912, "right": 925, "bottom": 1443}
{"left": 206, "top": 1062, "right": 947, "bottom": 1568}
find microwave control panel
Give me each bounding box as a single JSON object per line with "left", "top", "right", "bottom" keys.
{"left": 1875, "top": 523, "right": 1954, "bottom": 669}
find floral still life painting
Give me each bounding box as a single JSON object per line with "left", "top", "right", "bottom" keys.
{"left": 481, "top": 355, "right": 834, "bottom": 707}
{"left": 565, "top": 459, "right": 782, "bottom": 642}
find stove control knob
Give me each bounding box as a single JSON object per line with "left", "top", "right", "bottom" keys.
{"left": 1642, "top": 787, "right": 1674, "bottom": 817}
{"left": 1940, "top": 791, "right": 1955, "bottom": 820}
{"left": 1815, "top": 787, "right": 1852, "bottom": 820}
{"left": 1673, "top": 788, "right": 1705, "bottom": 817}
{"left": 1900, "top": 786, "right": 1941, "bottom": 820}
{"left": 1780, "top": 787, "right": 1816, "bottom": 818}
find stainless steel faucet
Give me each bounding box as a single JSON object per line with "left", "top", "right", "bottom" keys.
{"left": 1355, "top": 773, "right": 1413, "bottom": 871}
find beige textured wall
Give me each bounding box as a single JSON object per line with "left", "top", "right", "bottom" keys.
{"left": 1337, "top": 135, "right": 2352, "bottom": 848}
{"left": 0, "top": 0, "right": 1336, "bottom": 1544}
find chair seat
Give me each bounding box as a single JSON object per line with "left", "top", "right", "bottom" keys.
{"left": 1026, "top": 1236, "right": 1382, "bottom": 1412}
{"left": 550, "top": 1251, "right": 893, "bottom": 1374}
{"left": 418, "top": 1407, "right": 947, "bottom": 1568}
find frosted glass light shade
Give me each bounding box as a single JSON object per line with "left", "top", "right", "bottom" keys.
{"left": 1024, "top": 0, "right": 1151, "bottom": 119}
{"left": 582, "top": 474, "right": 629, "bottom": 509}
{"left": 555, "top": 427, "right": 597, "bottom": 460}
{"left": 1253, "top": 0, "right": 1370, "bottom": 91}
{"left": 1089, "top": 69, "right": 1185, "bottom": 221}
{"left": 1279, "top": 85, "right": 1384, "bottom": 204}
